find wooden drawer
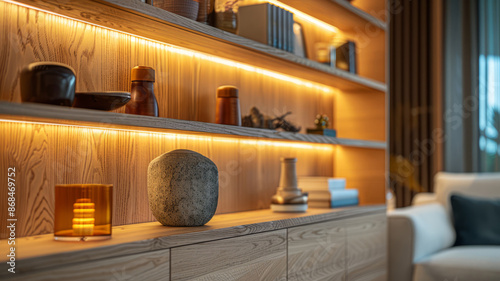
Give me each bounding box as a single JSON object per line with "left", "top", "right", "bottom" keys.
{"left": 288, "top": 220, "right": 346, "bottom": 281}
{"left": 346, "top": 212, "right": 387, "bottom": 281}
{"left": 171, "top": 230, "right": 287, "bottom": 281}
{"left": 10, "top": 249, "right": 170, "bottom": 281}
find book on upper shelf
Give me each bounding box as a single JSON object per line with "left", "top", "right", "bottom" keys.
{"left": 335, "top": 41, "right": 357, "bottom": 73}
{"left": 238, "top": 3, "right": 273, "bottom": 46}
{"left": 238, "top": 3, "right": 294, "bottom": 53}
{"left": 298, "top": 177, "right": 346, "bottom": 191}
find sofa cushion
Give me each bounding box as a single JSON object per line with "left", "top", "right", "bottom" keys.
{"left": 413, "top": 246, "right": 500, "bottom": 281}
{"left": 451, "top": 194, "right": 500, "bottom": 246}
{"left": 434, "top": 172, "right": 500, "bottom": 213}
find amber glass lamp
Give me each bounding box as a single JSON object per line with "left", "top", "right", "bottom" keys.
{"left": 54, "top": 184, "right": 113, "bottom": 241}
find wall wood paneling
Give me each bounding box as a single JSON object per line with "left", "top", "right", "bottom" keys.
{"left": 0, "top": 0, "right": 387, "bottom": 238}
{"left": 0, "top": 121, "right": 334, "bottom": 238}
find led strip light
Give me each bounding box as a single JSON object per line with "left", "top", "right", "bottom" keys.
{"left": 1, "top": 0, "right": 334, "bottom": 93}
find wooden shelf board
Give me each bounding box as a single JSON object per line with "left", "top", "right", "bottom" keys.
{"left": 8, "top": 0, "right": 386, "bottom": 93}
{"left": 279, "top": 0, "right": 387, "bottom": 32}
{"left": 0, "top": 206, "right": 385, "bottom": 275}
{"left": 0, "top": 102, "right": 387, "bottom": 149}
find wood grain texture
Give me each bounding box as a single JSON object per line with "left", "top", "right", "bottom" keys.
{"left": 278, "top": 0, "right": 387, "bottom": 31}
{"left": 334, "top": 147, "right": 386, "bottom": 205}
{"left": 171, "top": 230, "right": 287, "bottom": 281}
{"left": 0, "top": 120, "right": 334, "bottom": 239}
{"left": 346, "top": 212, "right": 387, "bottom": 281}
{"left": 8, "top": 249, "right": 170, "bottom": 281}
{"left": 0, "top": 102, "right": 387, "bottom": 149}
{"left": 0, "top": 206, "right": 385, "bottom": 276}
{"left": 1, "top": 0, "right": 386, "bottom": 92}
{"left": 288, "top": 220, "right": 346, "bottom": 281}
{"left": 0, "top": 0, "right": 387, "bottom": 239}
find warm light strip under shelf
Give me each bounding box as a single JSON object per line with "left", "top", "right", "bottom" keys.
{"left": 2, "top": 0, "right": 333, "bottom": 94}
{"left": 0, "top": 119, "right": 335, "bottom": 151}
{"left": 265, "top": 0, "right": 339, "bottom": 33}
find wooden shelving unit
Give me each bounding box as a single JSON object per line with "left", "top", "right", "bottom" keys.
{"left": 0, "top": 0, "right": 388, "bottom": 241}
{"left": 8, "top": 0, "right": 386, "bottom": 93}
{"left": 0, "top": 102, "right": 386, "bottom": 149}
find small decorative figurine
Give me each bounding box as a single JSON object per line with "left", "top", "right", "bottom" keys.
{"left": 314, "top": 114, "right": 329, "bottom": 129}
{"left": 242, "top": 107, "right": 301, "bottom": 132}
{"left": 307, "top": 114, "right": 336, "bottom": 137}
{"left": 271, "top": 158, "right": 308, "bottom": 212}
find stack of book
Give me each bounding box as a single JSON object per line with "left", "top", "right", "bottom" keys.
{"left": 298, "top": 177, "right": 359, "bottom": 208}
{"left": 238, "top": 3, "right": 294, "bottom": 53}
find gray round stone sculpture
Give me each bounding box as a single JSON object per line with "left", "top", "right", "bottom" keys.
{"left": 147, "top": 149, "right": 219, "bottom": 226}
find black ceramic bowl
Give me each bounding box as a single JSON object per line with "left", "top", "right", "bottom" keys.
{"left": 20, "top": 62, "right": 76, "bottom": 106}
{"left": 73, "top": 91, "right": 131, "bottom": 111}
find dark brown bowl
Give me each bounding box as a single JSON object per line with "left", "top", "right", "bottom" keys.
{"left": 73, "top": 91, "right": 131, "bottom": 111}
{"left": 20, "top": 62, "right": 76, "bottom": 106}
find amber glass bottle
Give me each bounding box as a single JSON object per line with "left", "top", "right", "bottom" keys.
{"left": 215, "top": 85, "right": 241, "bottom": 126}
{"left": 125, "top": 66, "right": 159, "bottom": 117}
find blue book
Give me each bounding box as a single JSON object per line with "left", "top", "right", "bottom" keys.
{"left": 277, "top": 7, "right": 283, "bottom": 49}
{"left": 331, "top": 197, "right": 359, "bottom": 208}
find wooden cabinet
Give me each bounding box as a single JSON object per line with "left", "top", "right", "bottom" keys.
{"left": 171, "top": 230, "right": 287, "bottom": 281}
{"left": 287, "top": 211, "right": 386, "bottom": 281}
{"left": 2, "top": 208, "right": 386, "bottom": 281}
{"left": 288, "top": 220, "right": 346, "bottom": 280}
{"left": 10, "top": 249, "right": 170, "bottom": 281}
{"left": 346, "top": 214, "right": 387, "bottom": 281}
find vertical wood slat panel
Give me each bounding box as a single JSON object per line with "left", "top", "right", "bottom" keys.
{"left": 411, "top": 0, "right": 420, "bottom": 202}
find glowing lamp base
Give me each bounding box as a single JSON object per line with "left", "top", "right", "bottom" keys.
{"left": 54, "top": 235, "right": 111, "bottom": 242}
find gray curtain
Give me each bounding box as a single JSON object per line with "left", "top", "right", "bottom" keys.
{"left": 444, "top": 0, "right": 500, "bottom": 172}
{"left": 478, "top": 0, "right": 500, "bottom": 171}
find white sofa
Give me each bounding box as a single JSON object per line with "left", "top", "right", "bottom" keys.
{"left": 388, "top": 172, "right": 500, "bottom": 281}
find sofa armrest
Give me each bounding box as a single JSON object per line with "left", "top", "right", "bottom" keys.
{"left": 388, "top": 203, "right": 455, "bottom": 281}
{"left": 411, "top": 192, "right": 437, "bottom": 206}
